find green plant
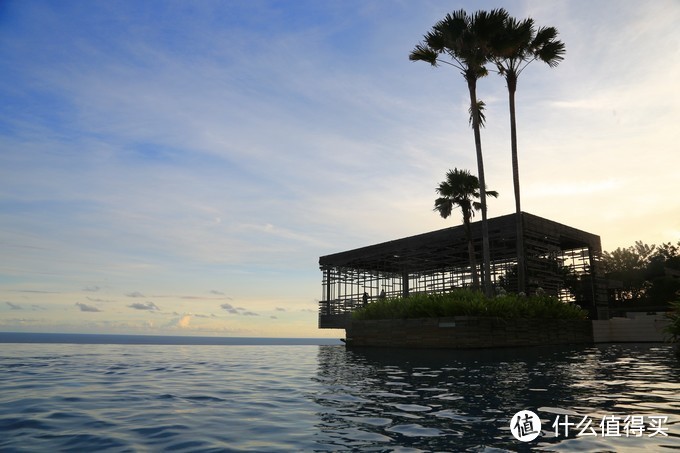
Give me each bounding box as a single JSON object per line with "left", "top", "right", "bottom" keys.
{"left": 352, "top": 289, "right": 587, "bottom": 321}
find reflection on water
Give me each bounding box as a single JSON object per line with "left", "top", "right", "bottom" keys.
{"left": 313, "top": 344, "right": 680, "bottom": 451}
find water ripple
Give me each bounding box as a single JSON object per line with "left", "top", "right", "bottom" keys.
{"left": 0, "top": 343, "right": 677, "bottom": 451}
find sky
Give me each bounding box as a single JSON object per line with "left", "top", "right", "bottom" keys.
{"left": 1, "top": 0, "right": 678, "bottom": 338}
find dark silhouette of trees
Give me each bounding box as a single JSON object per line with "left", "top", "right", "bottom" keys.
{"left": 434, "top": 168, "right": 498, "bottom": 289}
{"left": 491, "top": 17, "right": 565, "bottom": 294}
{"left": 602, "top": 241, "right": 680, "bottom": 312}
{"left": 410, "top": 8, "right": 508, "bottom": 296}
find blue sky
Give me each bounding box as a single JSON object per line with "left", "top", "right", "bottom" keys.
{"left": 1, "top": 0, "right": 678, "bottom": 337}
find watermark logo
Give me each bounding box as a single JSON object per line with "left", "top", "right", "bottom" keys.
{"left": 510, "top": 410, "right": 541, "bottom": 442}
{"left": 509, "top": 410, "right": 670, "bottom": 443}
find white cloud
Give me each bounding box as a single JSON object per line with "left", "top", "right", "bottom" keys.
{"left": 176, "top": 314, "right": 191, "bottom": 328}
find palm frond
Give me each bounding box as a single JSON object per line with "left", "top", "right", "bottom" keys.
{"left": 409, "top": 44, "right": 439, "bottom": 65}
{"left": 434, "top": 168, "right": 498, "bottom": 220}
{"left": 532, "top": 26, "right": 565, "bottom": 66}
{"left": 468, "top": 100, "right": 486, "bottom": 128}
{"left": 433, "top": 197, "right": 453, "bottom": 219}
{"left": 492, "top": 16, "right": 565, "bottom": 79}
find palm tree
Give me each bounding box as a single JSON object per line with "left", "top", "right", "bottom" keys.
{"left": 492, "top": 17, "right": 565, "bottom": 294}
{"left": 410, "top": 8, "right": 508, "bottom": 297}
{"left": 434, "top": 168, "right": 498, "bottom": 289}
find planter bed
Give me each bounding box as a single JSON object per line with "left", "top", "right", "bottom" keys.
{"left": 345, "top": 316, "right": 593, "bottom": 349}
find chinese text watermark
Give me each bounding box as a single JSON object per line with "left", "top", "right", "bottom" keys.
{"left": 552, "top": 414, "right": 669, "bottom": 438}
{"left": 510, "top": 411, "right": 670, "bottom": 442}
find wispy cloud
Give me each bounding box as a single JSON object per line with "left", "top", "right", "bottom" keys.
{"left": 75, "top": 302, "right": 102, "bottom": 312}
{"left": 194, "top": 313, "right": 216, "bottom": 319}
{"left": 128, "top": 301, "right": 159, "bottom": 311}
{"left": 220, "top": 302, "right": 259, "bottom": 316}
{"left": 220, "top": 303, "right": 239, "bottom": 314}
{"left": 5, "top": 302, "right": 22, "bottom": 310}
{"left": 87, "top": 296, "right": 115, "bottom": 303}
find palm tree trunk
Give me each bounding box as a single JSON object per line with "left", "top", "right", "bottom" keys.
{"left": 507, "top": 74, "right": 527, "bottom": 294}
{"left": 467, "top": 77, "right": 492, "bottom": 297}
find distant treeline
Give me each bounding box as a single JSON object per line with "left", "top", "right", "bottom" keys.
{"left": 602, "top": 241, "right": 680, "bottom": 311}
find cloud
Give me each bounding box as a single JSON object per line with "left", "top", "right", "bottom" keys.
{"left": 270, "top": 315, "right": 278, "bottom": 319}
{"left": 87, "top": 296, "right": 115, "bottom": 303}
{"left": 1, "top": 1, "right": 678, "bottom": 338}
{"left": 12, "top": 290, "right": 59, "bottom": 294}
{"left": 275, "top": 307, "right": 286, "bottom": 312}
{"left": 220, "top": 302, "right": 239, "bottom": 314}
{"left": 176, "top": 314, "right": 191, "bottom": 328}
{"left": 220, "top": 303, "right": 258, "bottom": 316}
{"left": 6, "top": 302, "right": 22, "bottom": 310}
{"left": 128, "top": 301, "right": 159, "bottom": 311}
{"left": 75, "top": 302, "right": 102, "bottom": 312}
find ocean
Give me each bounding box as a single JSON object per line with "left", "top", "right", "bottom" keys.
{"left": 0, "top": 334, "right": 678, "bottom": 451}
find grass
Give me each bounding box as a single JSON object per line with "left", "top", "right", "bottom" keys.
{"left": 352, "top": 289, "right": 588, "bottom": 321}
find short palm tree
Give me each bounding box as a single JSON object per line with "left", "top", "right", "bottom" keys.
{"left": 410, "top": 8, "right": 508, "bottom": 296}
{"left": 434, "top": 168, "right": 498, "bottom": 289}
{"left": 492, "top": 17, "right": 565, "bottom": 293}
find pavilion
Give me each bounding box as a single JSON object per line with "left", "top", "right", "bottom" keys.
{"left": 318, "top": 212, "right": 608, "bottom": 329}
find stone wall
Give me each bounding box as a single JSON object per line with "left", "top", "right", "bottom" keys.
{"left": 592, "top": 313, "right": 670, "bottom": 343}
{"left": 345, "top": 317, "right": 593, "bottom": 349}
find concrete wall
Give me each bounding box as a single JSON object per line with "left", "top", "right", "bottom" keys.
{"left": 592, "top": 313, "right": 670, "bottom": 343}
{"left": 345, "top": 317, "right": 593, "bottom": 349}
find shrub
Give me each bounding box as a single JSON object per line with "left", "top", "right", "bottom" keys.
{"left": 352, "top": 289, "right": 587, "bottom": 321}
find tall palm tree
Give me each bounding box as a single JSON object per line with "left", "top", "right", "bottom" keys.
{"left": 410, "top": 8, "right": 508, "bottom": 296}
{"left": 434, "top": 168, "right": 498, "bottom": 289}
{"left": 492, "top": 17, "right": 565, "bottom": 294}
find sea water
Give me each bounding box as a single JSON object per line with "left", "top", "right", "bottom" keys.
{"left": 0, "top": 336, "right": 678, "bottom": 452}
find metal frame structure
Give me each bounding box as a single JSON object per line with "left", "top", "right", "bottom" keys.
{"left": 318, "top": 212, "right": 607, "bottom": 328}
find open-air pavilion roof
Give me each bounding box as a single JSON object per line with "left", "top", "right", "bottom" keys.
{"left": 319, "top": 212, "right": 600, "bottom": 275}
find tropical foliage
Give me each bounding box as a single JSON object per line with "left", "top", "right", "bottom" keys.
{"left": 602, "top": 241, "right": 680, "bottom": 312}
{"left": 434, "top": 168, "right": 497, "bottom": 289}
{"left": 410, "top": 9, "right": 565, "bottom": 297}
{"left": 491, "top": 16, "right": 565, "bottom": 294}
{"left": 410, "top": 8, "right": 509, "bottom": 297}
{"left": 353, "top": 289, "right": 587, "bottom": 321}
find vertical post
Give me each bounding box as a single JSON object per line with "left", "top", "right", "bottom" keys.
{"left": 325, "top": 269, "right": 331, "bottom": 303}
{"left": 402, "top": 271, "right": 409, "bottom": 298}
{"left": 517, "top": 212, "right": 526, "bottom": 294}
